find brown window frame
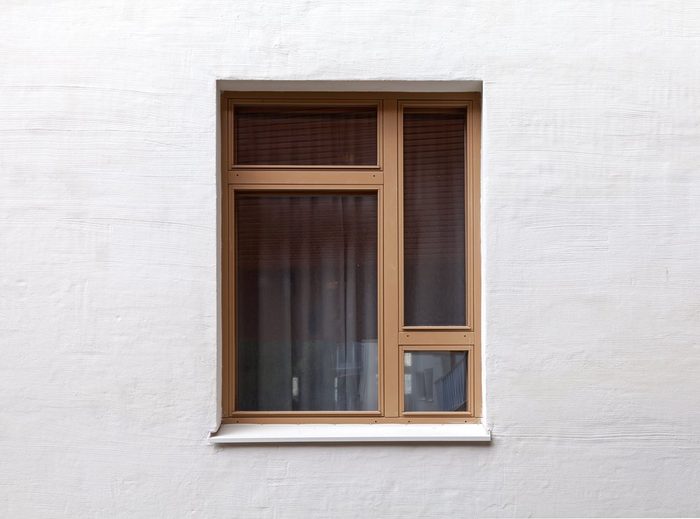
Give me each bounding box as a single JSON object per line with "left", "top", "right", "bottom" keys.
{"left": 221, "top": 92, "right": 481, "bottom": 424}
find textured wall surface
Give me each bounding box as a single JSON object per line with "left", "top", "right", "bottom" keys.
{"left": 2, "top": 1, "right": 700, "bottom": 517}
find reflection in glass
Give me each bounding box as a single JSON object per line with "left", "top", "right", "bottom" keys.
{"left": 403, "top": 108, "right": 466, "bottom": 326}
{"left": 404, "top": 351, "right": 467, "bottom": 412}
{"left": 235, "top": 193, "right": 378, "bottom": 411}
{"left": 234, "top": 105, "right": 378, "bottom": 165}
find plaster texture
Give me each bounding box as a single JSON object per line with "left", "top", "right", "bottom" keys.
{"left": 2, "top": 1, "right": 700, "bottom": 517}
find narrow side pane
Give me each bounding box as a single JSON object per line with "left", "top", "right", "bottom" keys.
{"left": 403, "top": 108, "right": 466, "bottom": 326}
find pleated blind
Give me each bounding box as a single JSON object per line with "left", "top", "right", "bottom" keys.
{"left": 403, "top": 108, "right": 467, "bottom": 326}
{"left": 234, "top": 105, "right": 378, "bottom": 166}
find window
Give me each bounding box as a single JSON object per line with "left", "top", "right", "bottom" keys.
{"left": 221, "top": 92, "right": 481, "bottom": 423}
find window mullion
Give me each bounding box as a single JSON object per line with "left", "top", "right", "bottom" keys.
{"left": 381, "top": 98, "right": 400, "bottom": 418}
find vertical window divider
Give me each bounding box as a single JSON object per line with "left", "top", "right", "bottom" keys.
{"left": 382, "top": 96, "right": 400, "bottom": 418}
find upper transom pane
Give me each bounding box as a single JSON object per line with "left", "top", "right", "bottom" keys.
{"left": 234, "top": 104, "right": 378, "bottom": 166}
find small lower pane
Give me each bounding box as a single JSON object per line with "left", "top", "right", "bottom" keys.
{"left": 403, "top": 351, "right": 467, "bottom": 412}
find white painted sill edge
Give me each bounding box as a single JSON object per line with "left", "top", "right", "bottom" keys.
{"left": 209, "top": 423, "right": 491, "bottom": 444}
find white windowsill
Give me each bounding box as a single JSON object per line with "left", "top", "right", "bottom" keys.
{"left": 209, "top": 423, "right": 491, "bottom": 444}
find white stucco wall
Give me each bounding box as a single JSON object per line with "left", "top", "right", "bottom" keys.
{"left": 2, "top": 1, "right": 700, "bottom": 516}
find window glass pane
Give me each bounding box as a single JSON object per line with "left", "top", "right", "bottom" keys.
{"left": 403, "top": 108, "right": 466, "bottom": 326}
{"left": 234, "top": 105, "right": 378, "bottom": 166}
{"left": 235, "top": 193, "right": 378, "bottom": 411}
{"left": 404, "top": 351, "right": 467, "bottom": 412}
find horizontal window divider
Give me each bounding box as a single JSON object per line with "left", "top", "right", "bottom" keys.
{"left": 229, "top": 184, "right": 382, "bottom": 192}
{"left": 397, "top": 99, "right": 475, "bottom": 107}
{"left": 401, "top": 412, "right": 474, "bottom": 418}
{"left": 401, "top": 344, "right": 473, "bottom": 350}
{"left": 223, "top": 417, "right": 483, "bottom": 425}
{"left": 229, "top": 411, "right": 383, "bottom": 417}
{"left": 399, "top": 331, "right": 475, "bottom": 345}
{"left": 228, "top": 170, "right": 383, "bottom": 185}
{"left": 222, "top": 92, "right": 482, "bottom": 102}
{"left": 226, "top": 96, "right": 383, "bottom": 105}
{"left": 231, "top": 165, "right": 382, "bottom": 171}
{"left": 402, "top": 326, "right": 472, "bottom": 331}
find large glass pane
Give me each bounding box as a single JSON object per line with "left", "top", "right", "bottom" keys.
{"left": 403, "top": 108, "right": 466, "bottom": 326}
{"left": 235, "top": 193, "right": 378, "bottom": 411}
{"left": 234, "top": 105, "right": 378, "bottom": 166}
{"left": 404, "top": 351, "right": 467, "bottom": 412}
